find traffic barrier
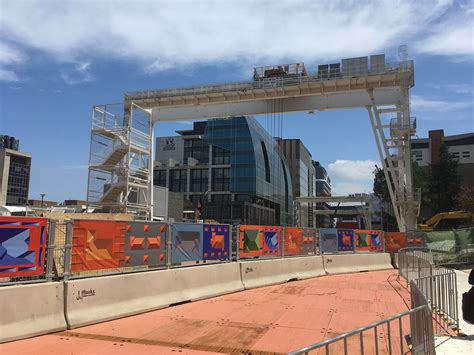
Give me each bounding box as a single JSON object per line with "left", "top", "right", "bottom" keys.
{"left": 0, "top": 282, "right": 66, "bottom": 343}
{"left": 323, "top": 253, "right": 393, "bottom": 274}
{"left": 239, "top": 255, "right": 325, "bottom": 289}
{"left": 65, "top": 262, "right": 243, "bottom": 328}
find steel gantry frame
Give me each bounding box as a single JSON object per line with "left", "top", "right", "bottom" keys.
{"left": 90, "top": 54, "right": 419, "bottom": 231}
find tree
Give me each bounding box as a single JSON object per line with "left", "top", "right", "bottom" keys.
{"left": 429, "top": 144, "right": 460, "bottom": 214}
{"left": 373, "top": 164, "right": 397, "bottom": 231}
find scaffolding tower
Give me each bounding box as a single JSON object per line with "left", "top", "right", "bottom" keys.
{"left": 86, "top": 103, "right": 152, "bottom": 218}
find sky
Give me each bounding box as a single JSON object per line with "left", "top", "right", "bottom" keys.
{"left": 0, "top": 0, "right": 473, "bottom": 202}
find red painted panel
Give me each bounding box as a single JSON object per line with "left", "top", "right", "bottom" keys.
{"left": 0, "top": 217, "right": 48, "bottom": 277}
{"left": 384, "top": 232, "right": 407, "bottom": 253}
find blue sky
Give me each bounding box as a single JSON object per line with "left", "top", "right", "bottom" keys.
{"left": 0, "top": 0, "right": 473, "bottom": 202}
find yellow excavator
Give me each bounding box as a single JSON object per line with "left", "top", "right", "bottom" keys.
{"left": 418, "top": 211, "right": 473, "bottom": 232}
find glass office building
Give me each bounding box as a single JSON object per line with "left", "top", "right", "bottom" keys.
{"left": 154, "top": 116, "right": 293, "bottom": 225}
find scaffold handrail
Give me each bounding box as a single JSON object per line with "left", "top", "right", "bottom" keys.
{"left": 125, "top": 60, "right": 413, "bottom": 101}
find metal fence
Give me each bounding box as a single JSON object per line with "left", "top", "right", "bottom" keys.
{"left": 413, "top": 271, "right": 459, "bottom": 335}
{"left": 289, "top": 305, "right": 435, "bottom": 355}
{"left": 399, "top": 247, "right": 460, "bottom": 336}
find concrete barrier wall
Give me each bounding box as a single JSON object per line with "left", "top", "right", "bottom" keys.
{"left": 0, "top": 282, "right": 67, "bottom": 343}
{"left": 239, "top": 256, "right": 325, "bottom": 289}
{"left": 65, "top": 262, "right": 244, "bottom": 328}
{"left": 323, "top": 253, "right": 393, "bottom": 275}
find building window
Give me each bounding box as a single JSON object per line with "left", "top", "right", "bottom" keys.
{"left": 260, "top": 141, "right": 271, "bottom": 183}
{"left": 281, "top": 159, "right": 289, "bottom": 213}
{"left": 6, "top": 155, "right": 30, "bottom": 206}
{"left": 299, "top": 160, "right": 309, "bottom": 197}
{"left": 190, "top": 168, "right": 208, "bottom": 192}
{"left": 462, "top": 151, "right": 470, "bottom": 158}
{"left": 450, "top": 152, "right": 460, "bottom": 159}
{"left": 212, "top": 146, "right": 230, "bottom": 165}
{"left": 212, "top": 168, "right": 230, "bottom": 191}
{"left": 169, "top": 169, "right": 187, "bottom": 192}
{"left": 154, "top": 169, "right": 167, "bottom": 187}
{"left": 184, "top": 138, "right": 209, "bottom": 164}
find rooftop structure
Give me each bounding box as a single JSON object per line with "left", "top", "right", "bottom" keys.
{"left": 91, "top": 49, "right": 418, "bottom": 231}
{"left": 0, "top": 140, "right": 32, "bottom": 206}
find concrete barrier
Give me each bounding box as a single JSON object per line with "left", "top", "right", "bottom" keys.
{"left": 323, "top": 253, "right": 393, "bottom": 274}
{"left": 65, "top": 262, "right": 244, "bottom": 328}
{"left": 0, "top": 282, "right": 67, "bottom": 343}
{"left": 239, "top": 255, "right": 325, "bottom": 289}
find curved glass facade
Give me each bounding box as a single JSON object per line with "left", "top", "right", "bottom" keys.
{"left": 204, "top": 117, "right": 293, "bottom": 225}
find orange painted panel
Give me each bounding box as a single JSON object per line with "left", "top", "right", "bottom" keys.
{"left": 71, "top": 220, "right": 126, "bottom": 271}
{"left": 384, "top": 232, "right": 407, "bottom": 253}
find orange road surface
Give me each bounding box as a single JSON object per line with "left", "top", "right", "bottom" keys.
{"left": 1, "top": 270, "right": 411, "bottom": 354}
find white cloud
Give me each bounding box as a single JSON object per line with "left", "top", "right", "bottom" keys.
{"left": 411, "top": 95, "right": 473, "bottom": 112}
{"left": 0, "top": 68, "right": 18, "bottom": 82}
{"left": 0, "top": 0, "right": 464, "bottom": 79}
{"left": 331, "top": 182, "right": 373, "bottom": 196}
{"left": 327, "top": 159, "right": 378, "bottom": 196}
{"left": 416, "top": 3, "right": 474, "bottom": 59}
{"left": 60, "top": 61, "right": 93, "bottom": 85}
{"left": 327, "top": 159, "right": 378, "bottom": 181}
{"left": 0, "top": 41, "right": 24, "bottom": 82}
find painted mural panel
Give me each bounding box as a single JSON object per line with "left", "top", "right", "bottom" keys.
{"left": 385, "top": 232, "right": 407, "bottom": 253}
{"left": 355, "top": 230, "right": 383, "bottom": 252}
{"left": 284, "top": 227, "right": 303, "bottom": 256}
{"left": 239, "top": 225, "right": 263, "bottom": 257}
{"left": 0, "top": 217, "right": 47, "bottom": 277}
{"left": 319, "top": 228, "right": 338, "bottom": 253}
{"left": 284, "top": 228, "right": 316, "bottom": 255}
{"left": 124, "top": 222, "right": 167, "bottom": 267}
{"left": 171, "top": 223, "right": 203, "bottom": 263}
{"left": 239, "top": 225, "right": 282, "bottom": 258}
{"left": 337, "top": 229, "right": 355, "bottom": 252}
{"left": 71, "top": 220, "right": 126, "bottom": 271}
{"left": 302, "top": 228, "right": 317, "bottom": 255}
{"left": 203, "top": 224, "right": 230, "bottom": 261}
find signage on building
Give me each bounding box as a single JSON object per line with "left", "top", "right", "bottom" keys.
{"left": 163, "top": 138, "right": 175, "bottom": 151}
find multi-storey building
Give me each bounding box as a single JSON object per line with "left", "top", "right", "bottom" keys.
{"left": 411, "top": 130, "right": 474, "bottom": 189}
{"left": 313, "top": 161, "right": 332, "bottom": 227}
{"left": 154, "top": 117, "right": 293, "bottom": 225}
{"left": 276, "top": 139, "right": 316, "bottom": 227}
{"left": 0, "top": 136, "right": 32, "bottom": 206}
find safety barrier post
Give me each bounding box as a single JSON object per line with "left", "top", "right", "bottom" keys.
{"left": 63, "top": 220, "right": 73, "bottom": 281}
{"left": 45, "top": 220, "right": 57, "bottom": 282}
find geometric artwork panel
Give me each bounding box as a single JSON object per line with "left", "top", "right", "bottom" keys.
{"left": 123, "top": 222, "right": 167, "bottom": 267}
{"left": 263, "top": 227, "right": 282, "bottom": 256}
{"left": 355, "top": 230, "right": 383, "bottom": 252}
{"left": 171, "top": 223, "right": 203, "bottom": 263}
{"left": 71, "top": 220, "right": 126, "bottom": 272}
{"left": 239, "top": 225, "right": 263, "bottom": 258}
{"left": 301, "top": 228, "right": 317, "bottom": 255}
{"left": 203, "top": 224, "right": 230, "bottom": 261}
{"left": 284, "top": 227, "right": 303, "bottom": 256}
{"left": 0, "top": 217, "right": 48, "bottom": 277}
{"left": 284, "top": 228, "right": 316, "bottom": 256}
{"left": 319, "top": 228, "right": 338, "bottom": 253}
{"left": 239, "top": 225, "right": 282, "bottom": 258}
{"left": 384, "top": 232, "right": 407, "bottom": 253}
{"left": 337, "top": 229, "right": 355, "bottom": 252}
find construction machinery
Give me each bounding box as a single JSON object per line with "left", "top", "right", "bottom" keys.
{"left": 418, "top": 211, "right": 473, "bottom": 231}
